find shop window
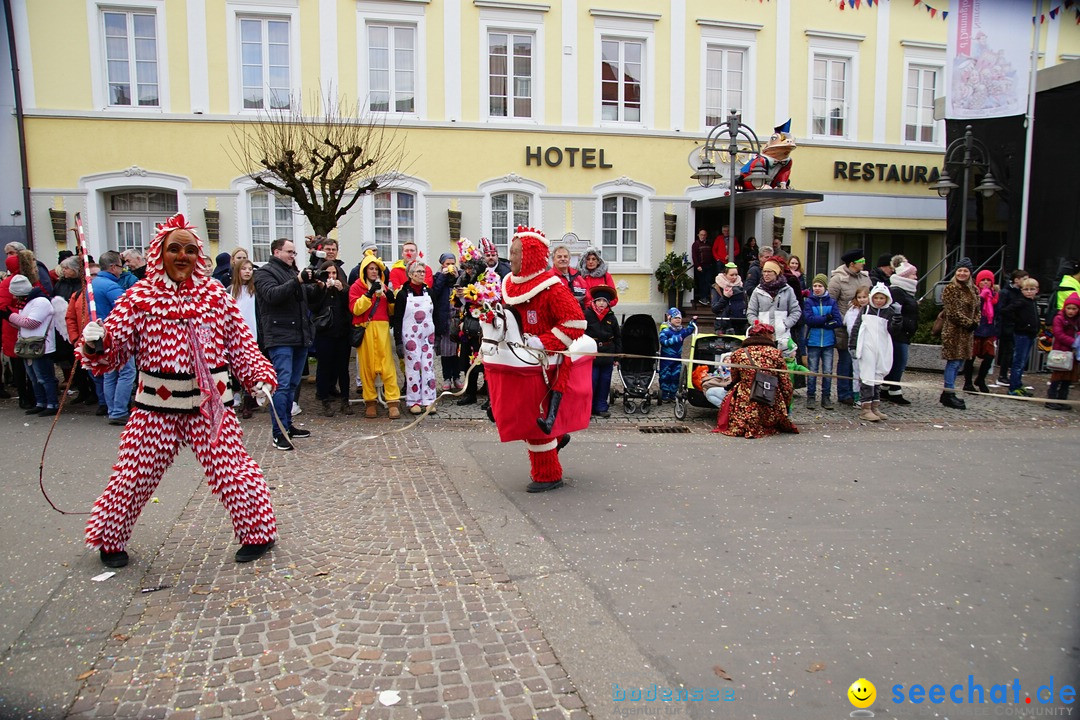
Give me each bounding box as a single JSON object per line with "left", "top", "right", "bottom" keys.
{"left": 239, "top": 16, "right": 291, "bottom": 110}
{"left": 488, "top": 31, "right": 534, "bottom": 119}
{"left": 704, "top": 46, "right": 745, "bottom": 127}
{"left": 367, "top": 24, "right": 416, "bottom": 113}
{"left": 373, "top": 190, "right": 416, "bottom": 260}
{"left": 905, "top": 64, "right": 940, "bottom": 144}
{"left": 102, "top": 9, "right": 159, "bottom": 107}
{"left": 600, "top": 38, "right": 643, "bottom": 123}
{"left": 490, "top": 192, "right": 531, "bottom": 255}
{"left": 250, "top": 191, "right": 296, "bottom": 262}
{"left": 601, "top": 195, "right": 638, "bottom": 264}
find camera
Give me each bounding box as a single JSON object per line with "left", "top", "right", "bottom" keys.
{"left": 300, "top": 268, "right": 320, "bottom": 284}
{"left": 370, "top": 280, "right": 382, "bottom": 292}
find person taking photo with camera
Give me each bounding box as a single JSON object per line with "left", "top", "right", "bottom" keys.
{"left": 254, "top": 238, "right": 327, "bottom": 450}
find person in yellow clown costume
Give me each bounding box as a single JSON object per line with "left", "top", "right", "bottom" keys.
{"left": 349, "top": 251, "right": 401, "bottom": 418}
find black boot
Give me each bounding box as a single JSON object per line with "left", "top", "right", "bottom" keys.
{"left": 962, "top": 360, "right": 976, "bottom": 392}
{"left": 537, "top": 391, "right": 563, "bottom": 435}
{"left": 235, "top": 539, "right": 275, "bottom": 563}
{"left": 975, "top": 359, "right": 992, "bottom": 394}
{"left": 1047, "top": 381, "right": 1071, "bottom": 411}
{"left": 940, "top": 391, "right": 966, "bottom": 410}
{"left": 1059, "top": 382, "right": 1073, "bottom": 411}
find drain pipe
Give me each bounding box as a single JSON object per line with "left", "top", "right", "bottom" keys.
{"left": 4, "top": 0, "right": 33, "bottom": 249}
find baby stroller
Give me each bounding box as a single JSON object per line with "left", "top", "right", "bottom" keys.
{"left": 610, "top": 313, "right": 660, "bottom": 414}
{"left": 673, "top": 332, "right": 744, "bottom": 420}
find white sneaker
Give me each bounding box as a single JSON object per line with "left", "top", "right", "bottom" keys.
{"left": 292, "top": 402, "right": 302, "bottom": 415}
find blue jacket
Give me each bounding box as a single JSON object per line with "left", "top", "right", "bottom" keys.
{"left": 91, "top": 270, "right": 128, "bottom": 319}
{"left": 659, "top": 321, "right": 695, "bottom": 358}
{"left": 803, "top": 293, "right": 842, "bottom": 348}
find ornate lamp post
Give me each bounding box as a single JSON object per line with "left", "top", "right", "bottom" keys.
{"left": 928, "top": 124, "right": 1002, "bottom": 261}
{"left": 692, "top": 109, "right": 768, "bottom": 262}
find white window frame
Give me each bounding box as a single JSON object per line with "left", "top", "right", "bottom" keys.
{"left": 359, "top": 174, "right": 431, "bottom": 262}
{"left": 225, "top": 2, "right": 301, "bottom": 116}
{"left": 806, "top": 33, "right": 861, "bottom": 141}
{"left": 87, "top": 0, "right": 170, "bottom": 112}
{"left": 478, "top": 7, "right": 545, "bottom": 123}
{"left": 247, "top": 190, "right": 300, "bottom": 263}
{"left": 79, "top": 169, "right": 190, "bottom": 260}
{"left": 901, "top": 42, "right": 945, "bottom": 147}
{"left": 592, "top": 12, "right": 657, "bottom": 129}
{"left": 479, "top": 176, "right": 544, "bottom": 256}
{"left": 591, "top": 178, "right": 654, "bottom": 272}
{"left": 698, "top": 21, "right": 758, "bottom": 131}
{"left": 231, "top": 178, "right": 306, "bottom": 262}
{"left": 358, "top": 3, "right": 427, "bottom": 120}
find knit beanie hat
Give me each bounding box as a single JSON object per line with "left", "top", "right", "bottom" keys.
{"left": 5, "top": 255, "right": 18, "bottom": 275}
{"left": 811, "top": 273, "right": 829, "bottom": 287}
{"left": 1063, "top": 292, "right": 1080, "bottom": 309}
{"left": 8, "top": 274, "right": 32, "bottom": 296}
{"left": 956, "top": 257, "right": 974, "bottom": 271}
{"left": 438, "top": 252, "right": 456, "bottom": 265}
{"left": 895, "top": 262, "right": 918, "bottom": 279}
{"left": 667, "top": 307, "right": 682, "bottom": 319}
{"left": 876, "top": 253, "right": 893, "bottom": 268}
{"left": 975, "top": 269, "right": 995, "bottom": 285}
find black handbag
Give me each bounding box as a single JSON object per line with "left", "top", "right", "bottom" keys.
{"left": 349, "top": 324, "right": 366, "bottom": 348}
{"left": 750, "top": 369, "right": 778, "bottom": 406}
{"left": 350, "top": 296, "right": 379, "bottom": 348}
{"left": 313, "top": 305, "right": 334, "bottom": 333}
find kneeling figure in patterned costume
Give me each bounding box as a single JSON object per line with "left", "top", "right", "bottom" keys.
{"left": 80, "top": 214, "right": 279, "bottom": 568}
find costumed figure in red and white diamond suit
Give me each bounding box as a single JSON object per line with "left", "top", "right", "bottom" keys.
{"left": 79, "top": 213, "right": 279, "bottom": 568}
{"left": 484, "top": 226, "right": 594, "bottom": 493}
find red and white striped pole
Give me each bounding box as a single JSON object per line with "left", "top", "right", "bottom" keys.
{"left": 74, "top": 212, "right": 97, "bottom": 323}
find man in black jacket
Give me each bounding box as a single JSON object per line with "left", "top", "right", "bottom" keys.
{"left": 254, "top": 238, "right": 326, "bottom": 450}
{"left": 994, "top": 269, "right": 1029, "bottom": 385}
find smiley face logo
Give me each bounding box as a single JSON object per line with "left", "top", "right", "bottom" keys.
{"left": 847, "top": 678, "right": 876, "bottom": 709}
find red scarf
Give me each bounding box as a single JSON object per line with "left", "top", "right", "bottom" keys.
{"left": 593, "top": 305, "right": 610, "bottom": 321}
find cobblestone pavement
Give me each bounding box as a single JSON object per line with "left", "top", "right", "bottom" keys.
{"left": 65, "top": 418, "right": 588, "bottom": 720}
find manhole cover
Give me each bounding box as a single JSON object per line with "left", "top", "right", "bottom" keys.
{"left": 638, "top": 426, "right": 692, "bottom": 434}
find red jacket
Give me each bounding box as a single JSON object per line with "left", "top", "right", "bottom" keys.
{"left": 712, "top": 234, "right": 740, "bottom": 264}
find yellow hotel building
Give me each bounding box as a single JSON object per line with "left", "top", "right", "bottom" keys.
{"left": 7, "top": 0, "right": 1080, "bottom": 312}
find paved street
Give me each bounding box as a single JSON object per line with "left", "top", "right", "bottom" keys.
{"left": 0, "top": 378, "right": 1077, "bottom": 719}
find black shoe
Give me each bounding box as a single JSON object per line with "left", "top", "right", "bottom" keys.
{"left": 95, "top": 405, "right": 109, "bottom": 416}
{"left": 526, "top": 480, "right": 564, "bottom": 493}
{"left": 456, "top": 395, "right": 477, "bottom": 406}
{"left": 235, "top": 540, "right": 275, "bottom": 563}
{"left": 25, "top": 406, "right": 44, "bottom": 415}
{"left": 272, "top": 434, "right": 294, "bottom": 451}
{"left": 940, "top": 392, "right": 966, "bottom": 410}
{"left": 839, "top": 397, "right": 855, "bottom": 407}
{"left": 556, "top": 434, "right": 571, "bottom": 452}
{"left": 889, "top": 395, "right": 912, "bottom": 406}
{"left": 37, "top": 406, "right": 59, "bottom": 417}
{"left": 593, "top": 410, "right": 610, "bottom": 419}
{"left": 108, "top": 414, "right": 130, "bottom": 426}
{"left": 287, "top": 426, "right": 310, "bottom": 439}
{"left": 82, "top": 393, "right": 99, "bottom": 405}
{"left": 962, "top": 383, "right": 976, "bottom": 392}
{"left": 100, "top": 549, "right": 129, "bottom": 568}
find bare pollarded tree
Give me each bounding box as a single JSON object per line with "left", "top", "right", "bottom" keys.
{"left": 228, "top": 92, "right": 408, "bottom": 238}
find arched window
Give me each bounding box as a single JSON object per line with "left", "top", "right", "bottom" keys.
{"left": 373, "top": 190, "right": 416, "bottom": 259}
{"left": 600, "top": 195, "right": 638, "bottom": 263}
{"left": 490, "top": 192, "right": 531, "bottom": 255}
{"left": 106, "top": 190, "right": 178, "bottom": 253}
{"left": 250, "top": 191, "right": 297, "bottom": 262}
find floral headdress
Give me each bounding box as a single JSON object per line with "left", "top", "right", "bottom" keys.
{"left": 457, "top": 237, "right": 479, "bottom": 264}
{"left": 453, "top": 267, "right": 503, "bottom": 325}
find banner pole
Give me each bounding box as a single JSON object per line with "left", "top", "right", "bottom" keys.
{"left": 1017, "top": 0, "right": 1042, "bottom": 270}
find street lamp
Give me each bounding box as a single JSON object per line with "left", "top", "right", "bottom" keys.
{"left": 692, "top": 109, "right": 767, "bottom": 262}
{"left": 928, "top": 124, "right": 1002, "bottom": 260}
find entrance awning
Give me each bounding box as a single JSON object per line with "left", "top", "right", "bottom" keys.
{"left": 690, "top": 189, "right": 824, "bottom": 211}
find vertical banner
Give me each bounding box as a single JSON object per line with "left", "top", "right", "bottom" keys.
{"left": 945, "top": 0, "right": 1031, "bottom": 119}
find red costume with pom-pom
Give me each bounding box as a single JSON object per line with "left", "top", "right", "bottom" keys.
{"left": 79, "top": 214, "right": 278, "bottom": 554}
{"left": 487, "top": 227, "right": 592, "bottom": 487}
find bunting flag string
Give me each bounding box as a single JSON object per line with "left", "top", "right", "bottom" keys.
{"left": 833, "top": 0, "right": 1078, "bottom": 23}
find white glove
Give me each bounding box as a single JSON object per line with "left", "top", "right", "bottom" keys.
{"left": 82, "top": 321, "right": 105, "bottom": 344}
{"left": 254, "top": 381, "right": 276, "bottom": 406}
{"left": 525, "top": 335, "right": 545, "bottom": 350}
